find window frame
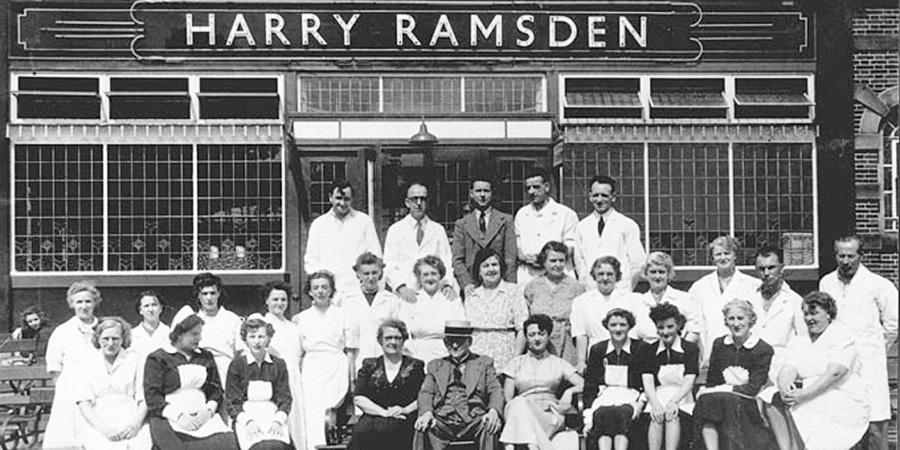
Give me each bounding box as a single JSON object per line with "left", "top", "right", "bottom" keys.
{"left": 10, "top": 142, "right": 287, "bottom": 276}
{"left": 10, "top": 73, "right": 284, "bottom": 124}
{"left": 885, "top": 136, "right": 899, "bottom": 232}
{"left": 559, "top": 73, "right": 815, "bottom": 124}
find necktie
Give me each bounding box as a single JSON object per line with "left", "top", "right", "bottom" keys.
{"left": 416, "top": 221, "right": 424, "bottom": 245}
{"left": 597, "top": 216, "right": 606, "bottom": 238}
{"left": 479, "top": 211, "right": 487, "bottom": 233}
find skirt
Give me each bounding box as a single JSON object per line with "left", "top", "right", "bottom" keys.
{"left": 499, "top": 393, "right": 564, "bottom": 450}
{"left": 693, "top": 391, "right": 776, "bottom": 450}
{"left": 301, "top": 351, "right": 349, "bottom": 449}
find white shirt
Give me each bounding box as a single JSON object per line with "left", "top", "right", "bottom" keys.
{"left": 688, "top": 270, "right": 761, "bottom": 363}
{"left": 304, "top": 208, "right": 382, "bottom": 296}
{"left": 820, "top": 264, "right": 898, "bottom": 420}
{"left": 131, "top": 321, "right": 171, "bottom": 357}
{"left": 398, "top": 290, "right": 466, "bottom": 363}
{"left": 383, "top": 215, "right": 455, "bottom": 292}
{"left": 574, "top": 209, "right": 646, "bottom": 292}
{"left": 570, "top": 290, "right": 654, "bottom": 351}
{"left": 749, "top": 282, "right": 806, "bottom": 352}
{"left": 635, "top": 286, "right": 702, "bottom": 337}
{"left": 172, "top": 305, "right": 243, "bottom": 385}
{"left": 514, "top": 198, "right": 579, "bottom": 282}
{"left": 295, "top": 305, "right": 360, "bottom": 355}
{"left": 336, "top": 287, "right": 402, "bottom": 360}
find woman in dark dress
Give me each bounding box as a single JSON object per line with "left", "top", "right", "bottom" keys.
{"left": 349, "top": 319, "right": 426, "bottom": 450}
{"left": 144, "top": 314, "right": 238, "bottom": 450}
{"left": 694, "top": 299, "right": 776, "bottom": 450}
{"left": 583, "top": 308, "right": 646, "bottom": 450}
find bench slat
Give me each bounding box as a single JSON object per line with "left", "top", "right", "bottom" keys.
{"left": 0, "top": 365, "right": 53, "bottom": 382}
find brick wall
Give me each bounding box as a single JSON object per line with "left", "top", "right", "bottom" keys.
{"left": 852, "top": 5, "right": 898, "bottom": 285}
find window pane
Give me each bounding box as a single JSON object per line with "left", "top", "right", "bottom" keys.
{"left": 110, "top": 78, "right": 190, "bottom": 120}
{"left": 495, "top": 159, "right": 538, "bottom": 218}
{"left": 17, "top": 77, "right": 100, "bottom": 119}
{"left": 465, "top": 76, "right": 543, "bottom": 113}
{"left": 13, "top": 145, "right": 103, "bottom": 272}
{"left": 561, "top": 143, "right": 646, "bottom": 230}
{"left": 299, "top": 76, "right": 380, "bottom": 113}
{"left": 309, "top": 161, "right": 347, "bottom": 217}
{"left": 108, "top": 145, "right": 194, "bottom": 271}
{"left": 199, "top": 78, "right": 279, "bottom": 119}
{"left": 733, "top": 144, "right": 815, "bottom": 265}
{"left": 198, "top": 145, "right": 283, "bottom": 270}
{"left": 383, "top": 77, "right": 460, "bottom": 114}
{"left": 648, "top": 143, "right": 730, "bottom": 266}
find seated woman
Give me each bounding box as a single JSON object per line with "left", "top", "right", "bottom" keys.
{"left": 75, "top": 316, "right": 151, "bottom": 450}
{"left": 583, "top": 309, "right": 646, "bottom": 450}
{"left": 500, "top": 314, "right": 584, "bottom": 450}
{"left": 694, "top": 299, "right": 775, "bottom": 450}
{"left": 638, "top": 303, "right": 699, "bottom": 450}
{"left": 399, "top": 256, "right": 466, "bottom": 363}
{"left": 773, "top": 292, "right": 869, "bottom": 450}
{"left": 144, "top": 314, "right": 238, "bottom": 450}
{"left": 349, "top": 319, "right": 426, "bottom": 450}
{"left": 226, "top": 318, "right": 292, "bottom": 450}
{"left": 11, "top": 305, "right": 53, "bottom": 361}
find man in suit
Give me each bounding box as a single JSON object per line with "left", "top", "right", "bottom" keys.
{"left": 452, "top": 175, "right": 517, "bottom": 297}
{"left": 414, "top": 320, "right": 504, "bottom": 450}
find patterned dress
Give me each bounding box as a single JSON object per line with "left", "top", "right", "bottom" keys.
{"left": 466, "top": 281, "right": 529, "bottom": 371}
{"left": 523, "top": 276, "right": 586, "bottom": 366}
{"left": 349, "top": 356, "right": 425, "bottom": 450}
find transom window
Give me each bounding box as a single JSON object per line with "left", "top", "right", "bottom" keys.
{"left": 11, "top": 74, "right": 283, "bottom": 122}
{"left": 298, "top": 75, "right": 546, "bottom": 115}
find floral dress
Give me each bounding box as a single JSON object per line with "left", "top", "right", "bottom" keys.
{"left": 523, "top": 276, "right": 586, "bottom": 365}
{"left": 466, "top": 281, "right": 529, "bottom": 371}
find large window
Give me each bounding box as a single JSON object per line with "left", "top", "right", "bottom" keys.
{"left": 561, "top": 142, "right": 816, "bottom": 267}
{"left": 299, "top": 75, "right": 546, "bottom": 115}
{"left": 13, "top": 144, "right": 285, "bottom": 274}
{"left": 886, "top": 137, "right": 898, "bottom": 232}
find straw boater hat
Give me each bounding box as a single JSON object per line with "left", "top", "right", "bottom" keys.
{"left": 443, "top": 320, "right": 474, "bottom": 337}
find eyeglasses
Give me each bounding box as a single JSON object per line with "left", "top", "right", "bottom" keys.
{"left": 406, "top": 196, "right": 428, "bottom": 204}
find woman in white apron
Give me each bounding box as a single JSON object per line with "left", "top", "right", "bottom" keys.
{"left": 43, "top": 280, "right": 102, "bottom": 448}
{"left": 259, "top": 281, "right": 306, "bottom": 450}
{"left": 294, "top": 271, "right": 359, "bottom": 449}
{"left": 582, "top": 308, "right": 647, "bottom": 450}
{"left": 144, "top": 314, "right": 238, "bottom": 450}
{"left": 639, "top": 303, "right": 700, "bottom": 450}
{"left": 225, "top": 317, "right": 292, "bottom": 450}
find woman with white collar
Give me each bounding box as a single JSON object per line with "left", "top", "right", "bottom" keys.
{"left": 172, "top": 272, "right": 243, "bottom": 385}
{"left": 398, "top": 256, "right": 466, "bottom": 363}
{"left": 131, "top": 290, "right": 171, "bottom": 357}
{"left": 636, "top": 252, "right": 701, "bottom": 344}
{"left": 226, "top": 317, "right": 292, "bottom": 450}
{"left": 44, "top": 280, "right": 103, "bottom": 448}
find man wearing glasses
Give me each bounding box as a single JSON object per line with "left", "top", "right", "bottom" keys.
{"left": 383, "top": 182, "right": 458, "bottom": 303}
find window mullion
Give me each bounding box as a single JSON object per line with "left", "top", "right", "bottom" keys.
{"left": 192, "top": 143, "right": 199, "bottom": 271}
{"left": 102, "top": 143, "right": 110, "bottom": 272}
{"left": 728, "top": 142, "right": 735, "bottom": 238}
{"left": 643, "top": 142, "right": 650, "bottom": 254}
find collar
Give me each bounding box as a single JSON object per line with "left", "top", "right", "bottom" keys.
{"left": 162, "top": 343, "right": 202, "bottom": 356}
{"left": 528, "top": 197, "right": 558, "bottom": 214}
{"left": 446, "top": 351, "right": 475, "bottom": 366}
{"left": 723, "top": 333, "right": 761, "bottom": 349}
{"left": 606, "top": 338, "right": 633, "bottom": 356}
{"left": 656, "top": 336, "right": 684, "bottom": 354}
{"left": 74, "top": 317, "right": 98, "bottom": 333}
{"left": 329, "top": 207, "right": 357, "bottom": 221}
{"left": 405, "top": 214, "right": 430, "bottom": 227}
{"left": 592, "top": 208, "right": 616, "bottom": 222}
{"left": 246, "top": 351, "right": 274, "bottom": 365}
{"left": 476, "top": 206, "right": 492, "bottom": 216}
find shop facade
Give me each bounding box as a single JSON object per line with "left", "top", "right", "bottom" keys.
{"left": 2, "top": 0, "right": 854, "bottom": 327}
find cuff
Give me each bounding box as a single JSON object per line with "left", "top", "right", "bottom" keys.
{"left": 236, "top": 412, "right": 252, "bottom": 426}
{"left": 274, "top": 411, "right": 288, "bottom": 424}
{"left": 205, "top": 400, "right": 218, "bottom": 414}
{"left": 162, "top": 405, "right": 180, "bottom": 421}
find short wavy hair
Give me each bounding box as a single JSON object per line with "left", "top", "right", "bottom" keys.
{"left": 649, "top": 303, "right": 686, "bottom": 333}
{"left": 708, "top": 236, "right": 740, "bottom": 259}
{"left": 192, "top": 272, "right": 225, "bottom": 308}
{"left": 92, "top": 316, "right": 132, "bottom": 350}
{"left": 67, "top": 280, "right": 102, "bottom": 307}
{"left": 643, "top": 251, "right": 676, "bottom": 282}
{"left": 472, "top": 248, "right": 506, "bottom": 286}
{"left": 377, "top": 319, "right": 410, "bottom": 344}
{"left": 591, "top": 256, "right": 622, "bottom": 281}
{"left": 602, "top": 308, "right": 636, "bottom": 330}
{"left": 722, "top": 299, "right": 757, "bottom": 328}
{"left": 803, "top": 291, "right": 838, "bottom": 320}
{"left": 306, "top": 271, "right": 337, "bottom": 298}
{"left": 537, "top": 241, "right": 569, "bottom": 268}
{"left": 241, "top": 317, "right": 275, "bottom": 341}
{"left": 414, "top": 255, "right": 446, "bottom": 280}
{"left": 133, "top": 290, "right": 163, "bottom": 315}
{"left": 524, "top": 314, "right": 554, "bottom": 335}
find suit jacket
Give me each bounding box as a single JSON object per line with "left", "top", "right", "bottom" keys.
{"left": 451, "top": 208, "right": 518, "bottom": 288}
{"left": 418, "top": 353, "right": 504, "bottom": 418}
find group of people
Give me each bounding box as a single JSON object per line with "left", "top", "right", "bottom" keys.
{"left": 18, "top": 169, "right": 897, "bottom": 450}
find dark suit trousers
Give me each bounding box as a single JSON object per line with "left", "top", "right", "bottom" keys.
{"left": 413, "top": 416, "right": 498, "bottom": 450}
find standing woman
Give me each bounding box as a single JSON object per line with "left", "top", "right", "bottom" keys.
{"left": 44, "top": 280, "right": 103, "bottom": 448}
{"left": 143, "top": 314, "right": 237, "bottom": 450}
{"left": 260, "top": 281, "right": 306, "bottom": 450}
{"left": 638, "top": 303, "right": 700, "bottom": 450}
{"left": 131, "top": 291, "right": 171, "bottom": 357}
{"left": 75, "top": 317, "right": 151, "bottom": 450}
{"left": 636, "top": 252, "right": 702, "bottom": 344}
{"left": 294, "top": 271, "right": 359, "bottom": 449}
{"left": 466, "top": 248, "right": 529, "bottom": 371}
{"left": 523, "top": 241, "right": 587, "bottom": 366}
{"left": 172, "top": 272, "right": 244, "bottom": 386}
{"left": 693, "top": 300, "right": 775, "bottom": 450}
{"left": 689, "top": 237, "right": 761, "bottom": 365}
{"left": 398, "top": 256, "right": 466, "bottom": 363}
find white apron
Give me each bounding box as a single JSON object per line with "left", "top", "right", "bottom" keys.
{"left": 236, "top": 381, "right": 291, "bottom": 450}
{"left": 301, "top": 351, "right": 349, "bottom": 449}
{"left": 165, "top": 364, "right": 231, "bottom": 437}
{"left": 645, "top": 364, "right": 694, "bottom": 415}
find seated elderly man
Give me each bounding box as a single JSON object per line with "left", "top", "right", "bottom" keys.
{"left": 413, "top": 320, "right": 504, "bottom": 450}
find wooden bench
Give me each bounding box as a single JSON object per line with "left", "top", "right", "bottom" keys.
{"left": 0, "top": 336, "right": 55, "bottom": 450}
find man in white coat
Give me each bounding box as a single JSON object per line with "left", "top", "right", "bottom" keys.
{"left": 304, "top": 180, "right": 382, "bottom": 297}
{"left": 514, "top": 168, "right": 579, "bottom": 285}
{"left": 819, "top": 235, "right": 898, "bottom": 450}
{"left": 573, "top": 175, "right": 645, "bottom": 292}
{"left": 383, "top": 182, "right": 457, "bottom": 303}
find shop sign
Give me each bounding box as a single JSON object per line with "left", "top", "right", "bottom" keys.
{"left": 14, "top": 1, "right": 812, "bottom": 61}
